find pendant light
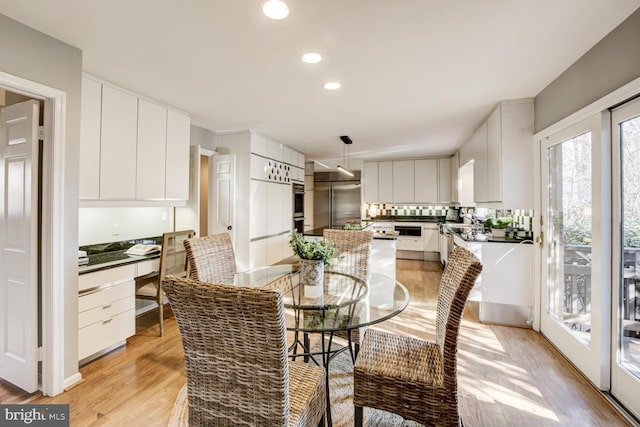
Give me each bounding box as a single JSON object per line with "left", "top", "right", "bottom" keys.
{"left": 337, "top": 135, "right": 354, "bottom": 177}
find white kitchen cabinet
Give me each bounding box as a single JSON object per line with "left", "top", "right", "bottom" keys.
{"left": 464, "top": 99, "right": 534, "bottom": 206}
{"left": 471, "top": 122, "right": 489, "bottom": 203}
{"left": 99, "top": 85, "right": 138, "bottom": 200}
{"left": 363, "top": 161, "right": 379, "bottom": 203}
{"left": 250, "top": 238, "right": 267, "bottom": 269}
{"left": 282, "top": 182, "right": 293, "bottom": 233}
{"left": 165, "top": 110, "right": 191, "bottom": 200}
{"left": 423, "top": 224, "right": 439, "bottom": 252}
{"left": 392, "top": 160, "right": 415, "bottom": 203}
{"left": 136, "top": 99, "right": 167, "bottom": 200}
{"left": 268, "top": 138, "right": 283, "bottom": 162}
{"left": 378, "top": 161, "right": 393, "bottom": 203}
{"left": 250, "top": 154, "right": 269, "bottom": 180}
{"left": 438, "top": 158, "right": 452, "bottom": 203}
{"left": 266, "top": 234, "right": 284, "bottom": 265}
{"left": 79, "top": 76, "right": 102, "bottom": 200}
{"left": 80, "top": 76, "right": 190, "bottom": 202}
{"left": 450, "top": 153, "right": 459, "bottom": 203}
{"left": 414, "top": 159, "right": 437, "bottom": 203}
{"left": 250, "top": 180, "right": 268, "bottom": 238}
{"left": 78, "top": 265, "right": 136, "bottom": 362}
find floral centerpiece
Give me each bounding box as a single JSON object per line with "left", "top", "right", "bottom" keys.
{"left": 289, "top": 230, "right": 337, "bottom": 285}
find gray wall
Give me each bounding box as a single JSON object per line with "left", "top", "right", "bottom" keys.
{"left": 190, "top": 124, "right": 217, "bottom": 151}
{"left": 0, "top": 14, "right": 82, "bottom": 381}
{"left": 535, "top": 8, "right": 640, "bottom": 132}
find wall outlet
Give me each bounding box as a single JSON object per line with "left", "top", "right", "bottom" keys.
{"left": 112, "top": 223, "right": 120, "bottom": 236}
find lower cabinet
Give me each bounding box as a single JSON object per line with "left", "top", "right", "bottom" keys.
{"left": 250, "top": 232, "right": 292, "bottom": 269}
{"left": 78, "top": 280, "right": 135, "bottom": 361}
{"left": 78, "top": 264, "right": 137, "bottom": 363}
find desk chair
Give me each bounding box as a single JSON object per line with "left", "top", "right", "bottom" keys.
{"left": 162, "top": 276, "right": 326, "bottom": 427}
{"left": 353, "top": 246, "right": 482, "bottom": 426}
{"left": 135, "top": 229, "right": 195, "bottom": 336}
{"left": 183, "top": 233, "right": 237, "bottom": 283}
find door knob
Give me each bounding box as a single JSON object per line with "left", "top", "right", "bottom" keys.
{"left": 227, "top": 225, "right": 232, "bottom": 231}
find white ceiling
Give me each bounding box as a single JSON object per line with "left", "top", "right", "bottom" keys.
{"left": 1, "top": 0, "right": 639, "bottom": 169}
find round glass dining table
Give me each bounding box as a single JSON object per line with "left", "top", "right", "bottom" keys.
{"left": 230, "top": 263, "right": 410, "bottom": 427}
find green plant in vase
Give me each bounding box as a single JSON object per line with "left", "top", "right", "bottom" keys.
{"left": 289, "top": 230, "right": 337, "bottom": 286}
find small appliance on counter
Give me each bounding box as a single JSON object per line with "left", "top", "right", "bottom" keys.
{"left": 445, "top": 207, "right": 460, "bottom": 222}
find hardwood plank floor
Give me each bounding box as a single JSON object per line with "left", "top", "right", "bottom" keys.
{"left": 0, "top": 259, "right": 633, "bottom": 426}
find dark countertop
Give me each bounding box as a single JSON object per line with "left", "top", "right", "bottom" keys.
{"left": 79, "top": 250, "right": 160, "bottom": 275}
{"left": 304, "top": 225, "right": 398, "bottom": 240}
{"left": 367, "top": 216, "right": 445, "bottom": 223}
{"left": 79, "top": 236, "right": 162, "bottom": 275}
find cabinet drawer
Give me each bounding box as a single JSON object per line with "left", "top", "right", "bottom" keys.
{"left": 136, "top": 259, "right": 160, "bottom": 277}
{"left": 396, "top": 238, "right": 423, "bottom": 251}
{"left": 79, "top": 280, "right": 134, "bottom": 312}
{"left": 78, "top": 309, "right": 135, "bottom": 360}
{"left": 79, "top": 264, "right": 135, "bottom": 292}
{"left": 79, "top": 295, "right": 135, "bottom": 329}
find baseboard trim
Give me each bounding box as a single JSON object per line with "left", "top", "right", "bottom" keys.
{"left": 63, "top": 373, "right": 82, "bottom": 391}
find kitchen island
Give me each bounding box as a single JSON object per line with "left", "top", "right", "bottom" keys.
{"left": 304, "top": 224, "right": 397, "bottom": 280}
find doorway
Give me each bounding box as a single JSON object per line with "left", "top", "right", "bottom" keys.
{"left": 0, "top": 71, "right": 67, "bottom": 396}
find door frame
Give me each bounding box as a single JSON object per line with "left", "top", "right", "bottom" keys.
{"left": 0, "top": 71, "right": 67, "bottom": 396}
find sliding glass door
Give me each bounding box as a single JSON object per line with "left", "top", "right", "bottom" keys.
{"left": 611, "top": 98, "right": 640, "bottom": 419}
{"left": 540, "top": 114, "right": 610, "bottom": 389}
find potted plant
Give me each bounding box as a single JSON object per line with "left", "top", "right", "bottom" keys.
{"left": 485, "top": 216, "right": 512, "bottom": 238}
{"left": 289, "top": 230, "right": 337, "bottom": 286}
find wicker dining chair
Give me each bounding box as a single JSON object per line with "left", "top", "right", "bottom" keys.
{"left": 183, "top": 232, "right": 237, "bottom": 283}
{"left": 134, "top": 229, "right": 194, "bottom": 336}
{"left": 353, "top": 246, "right": 482, "bottom": 427}
{"left": 162, "top": 276, "right": 326, "bottom": 427}
{"left": 322, "top": 229, "right": 374, "bottom": 361}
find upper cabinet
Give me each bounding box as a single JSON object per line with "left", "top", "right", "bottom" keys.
{"left": 461, "top": 99, "right": 534, "bottom": 207}
{"left": 363, "top": 157, "right": 453, "bottom": 204}
{"left": 79, "top": 75, "right": 191, "bottom": 202}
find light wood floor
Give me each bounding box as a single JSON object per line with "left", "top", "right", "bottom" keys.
{"left": 0, "top": 260, "right": 633, "bottom": 426}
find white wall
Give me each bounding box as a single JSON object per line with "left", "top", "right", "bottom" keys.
{"left": 0, "top": 13, "right": 82, "bottom": 382}
{"left": 78, "top": 207, "right": 174, "bottom": 245}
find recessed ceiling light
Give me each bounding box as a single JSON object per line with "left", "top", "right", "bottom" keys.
{"left": 302, "top": 52, "right": 322, "bottom": 64}
{"left": 262, "top": 0, "right": 289, "bottom": 20}
{"left": 323, "top": 81, "right": 341, "bottom": 90}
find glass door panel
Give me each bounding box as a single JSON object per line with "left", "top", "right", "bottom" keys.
{"left": 546, "top": 133, "right": 593, "bottom": 343}
{"left": 540, "top": 114, "right": 609, "bottom": 389}
{"left": 612, "top": 98, "right": 640, "bottom": 419}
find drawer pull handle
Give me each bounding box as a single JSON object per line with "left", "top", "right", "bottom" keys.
{"left": 102, "top": 304, "right": 112, "bottom": 309}
{"left": 103, "top": 319, "right": 113, "bottom": 324}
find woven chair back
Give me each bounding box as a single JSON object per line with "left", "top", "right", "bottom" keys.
{"left": 158, "top": 230, "right": 194, "bottom": 281}
{"left": 323, "top": 229, "right": 374, "bottom": 281}
{"left": 184, "top": 233, "right": 237, "bottom": 283}
{"left": 162, "top": 276, "right": 290, "bottom": 426}
{"left": 435, "top": 246, "right": 482, "bottom": 376}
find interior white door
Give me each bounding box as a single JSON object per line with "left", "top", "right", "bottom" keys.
{"left": 539, "top": 114, "right": 610, "bottom": 389}
{"left": 611, "top": 97, "right": 640, "bottom": 419}
{"left": 0, "top": 100, "right": 40, "bottom": 392}
{"left": 209, "top": 154, "right": 235, "bottom": 241}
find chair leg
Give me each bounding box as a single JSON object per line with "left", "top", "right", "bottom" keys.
{"left": 304, "top": 332, "right": 310, "bottom": 363}
{"left": 317, "top": 414, "right": 325, "bottom": 427}
{"left": 158, "top": 288, "right": 164, "bottom": 337}
{"left": 354, "top": 342, "right": 360, "bottom": 360}
{"left": 354, "top": 405, "right": 363, "bottom": 427}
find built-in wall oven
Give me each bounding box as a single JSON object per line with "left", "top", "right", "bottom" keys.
{"left": 293, "top": 183, "right": 304, "bottom": 233}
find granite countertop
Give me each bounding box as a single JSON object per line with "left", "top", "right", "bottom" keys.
{"left": 447, "top": 225, "right": 534, "bottom": 244}
{"left": 367, "top": 216, "right": 445, "bottom": 223}
{"left": 78, "top": 236, "right": 162, "bottom": 274}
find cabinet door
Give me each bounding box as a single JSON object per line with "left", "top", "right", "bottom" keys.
{"left": 378, "top": 161, "right": 393, "bottom": 203}
{"left": 165, "top": 110, "right": 190, "bottom": 200}
{"left": 438, "top": 158, "right": 452, "bottom": 203}
{"left": 282, "top": 184, "right": 292, "bottom": 233}
{"left": 136, "top": 99, "right": 167, "bottom": 200}
{"left": 266, "top": 234, "right": 284, "bottom": 265}
{"left": 250, "top": 132, "right": 268, "bottom": 157}
{"left": 450, "top": 153, "right": 459, "bottom": 203}
{"left": 414, "top": 159, "right": 437, "bottom": 203}
{"left": 267, "top": 139, "right": 283, "bottom": 161}
{"left": 267, "top": 182, "right": 283, "bottom": 235}
{"left": 79, "top": 77, "right": 102, "bottom": 200}
{"left": 486, "top": 105, "right": 502, "bottom": 202}
{"left": 250, "top": 239, "right": 267, "bottom": 269}
{"left": 250, "top": 180, "right": 268, "bottom": 239}
{"left": 472, "top": 122, "right": 489, "bottom": 202}
{"left": 100, "top": 85, "right": 138, "bottom": 200}
{"left": 482, "top": 244, "right": 533, "bottom": 306}
{"left": 423, "top": 228, "right": 439, "bottom": 252}
{"left": 363, "top": 162, "right": 379, "bottom": 203}
{"left": 393, "top": 160, "right": 415, "bottom": 203}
